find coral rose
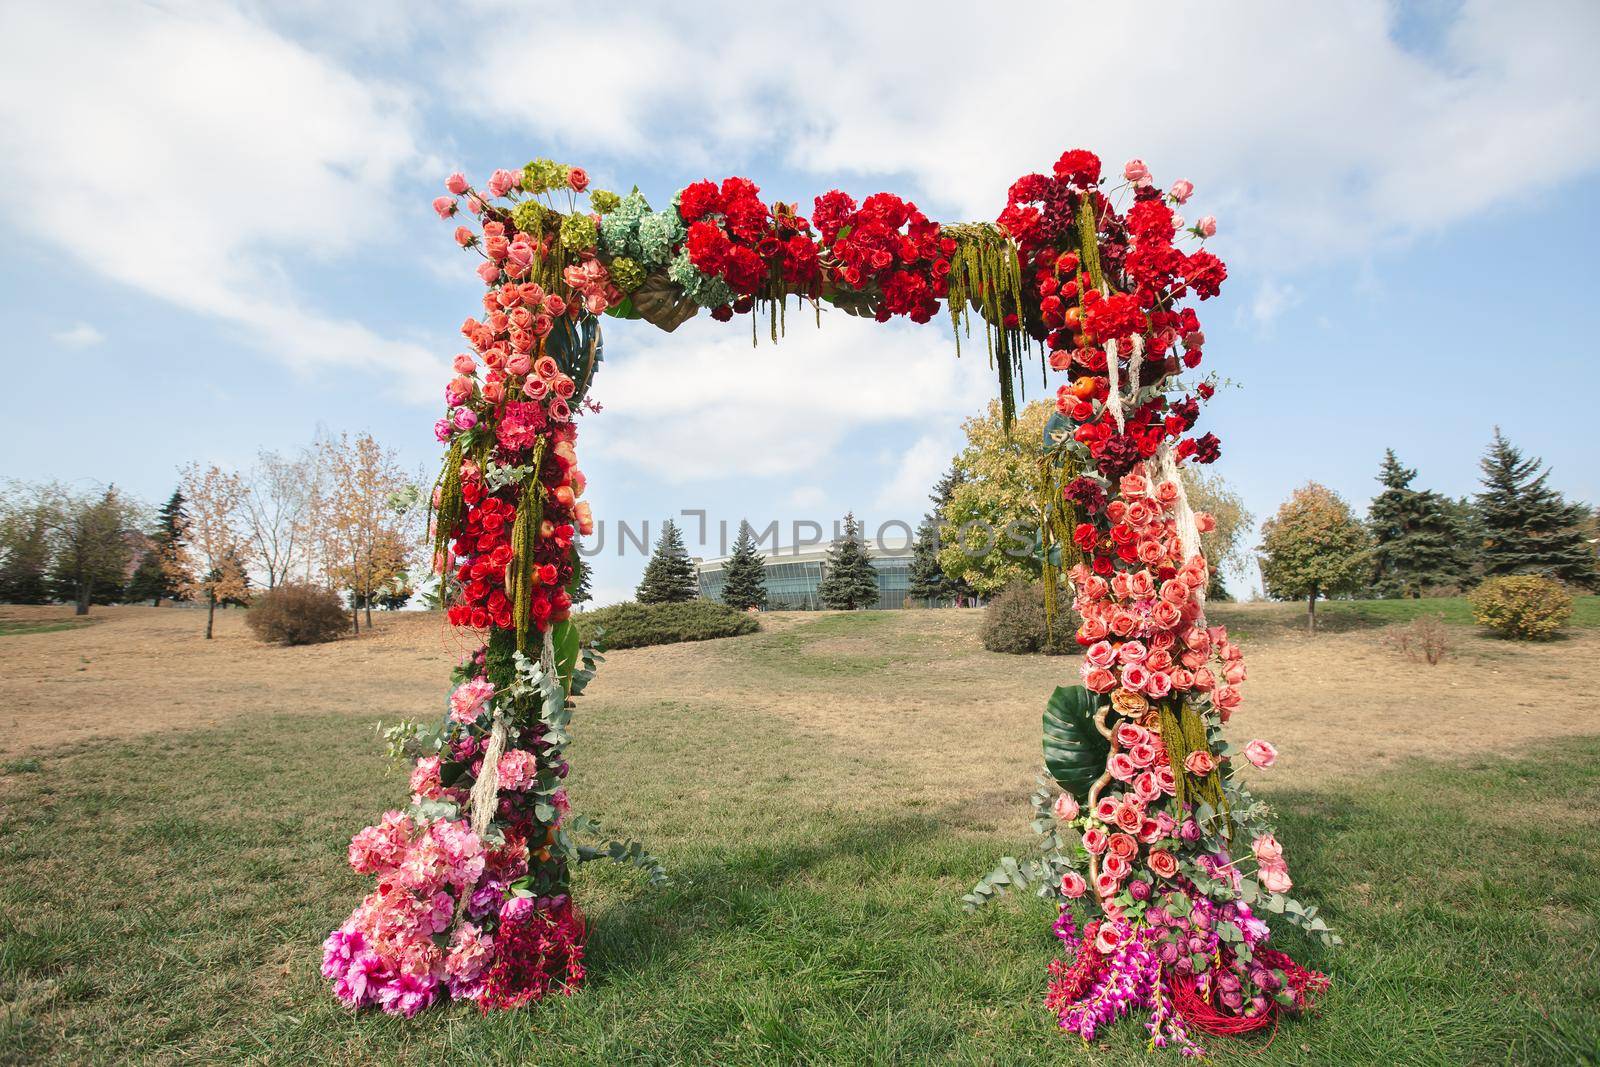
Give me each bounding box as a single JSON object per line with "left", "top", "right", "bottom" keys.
{"left": 1147, "top": 849, "right": 1179, "bottom": 879}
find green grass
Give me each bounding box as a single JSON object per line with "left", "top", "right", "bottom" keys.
{"left": 2, "top": 701, "right": 1597, "bottom": 1064}
{"left": 0, "top": 618, "right": 95, "bottom": 637}
{"left": 733, "top": 611, "right": 909, "bottom": 679}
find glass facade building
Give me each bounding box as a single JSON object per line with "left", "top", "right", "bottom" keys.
{"left": 695, "top": 541, "right": 915, "bottom": 610}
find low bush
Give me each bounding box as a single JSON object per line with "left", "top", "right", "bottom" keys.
{"left": 1468, "top": 575, "right": 1573, "bottom": 640}
{"left": 981, "top": 582, "right": 1075, "bottom": 655}
{"left": 246, "top": 583, "right": 349, "bottom": 646}
{"left": 1383, "top": 613, "right": 1451, "bottom": 665}
{"left": 575, "top": 600, "right": 759, "bottom": 650}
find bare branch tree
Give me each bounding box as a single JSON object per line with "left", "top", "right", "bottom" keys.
{"left": 242, "top": 449, "right": 314, "bottom": 589}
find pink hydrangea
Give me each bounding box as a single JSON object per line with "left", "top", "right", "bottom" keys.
{"left": 449, "top": 678, "right": 495, "bottom": 724}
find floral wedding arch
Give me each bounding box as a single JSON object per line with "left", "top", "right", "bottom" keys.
{"left": 322, "top": 149, "right": 1334, "bottom": 1052}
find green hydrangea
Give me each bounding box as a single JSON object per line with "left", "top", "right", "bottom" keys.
{"left": 667, "top": 250, "right": 732, "bottom": 308}
{"left": 589, "top": 189, "right": 621, "bottom": 215}
{"left": 637, "top": 210, "right": 685, "bottom": 270}
{"left": 522, "top": 158, "right": 570, "bottom": 195}
{"left": 597, "top": 190, "right": 653, "bottom": 260}
{"left": 511, "top": 199, "right": 548, "bottom": 236}
{"left": 560, "top": 212, "right": 598, "bottom": 253}
{"left": 608, "top": 256, "right": 646, "bottom": 292}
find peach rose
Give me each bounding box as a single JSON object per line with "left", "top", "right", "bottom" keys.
{"left": 1259, "top": 863, "right": 1292, "bottom": 894}
{"left": 1059, "top": 871, "right": 1087, "bottom": 898}
{"left": 1084, "top": 666, "right": 1117, "bottom": 693}
{"left": 1252, "top": 833, "right": 1284, "bottom": 864}
{"left": 1147, "top": 849, "right": 1178, "bottom": 879}
{"left": 1114, "top": 801, "right": 1144, "bottom": 834}
{"left": 1155, "top": 481, "right": 1179, "bottom": 506}
{"left": 1053, "top": 793, "right": 1081, "bottom": 822}
{"left": 1184, "top": 750, "right": 1216, "bottom": 777}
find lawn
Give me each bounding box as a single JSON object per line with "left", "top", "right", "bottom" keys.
{"left": 1207, "top": 594, "right": 1600, "bottom": 636}
{"left": 2, "top": 607, "right": 1597, "bottom": 1064}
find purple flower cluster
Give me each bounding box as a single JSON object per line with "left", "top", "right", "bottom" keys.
{"left": 1055, "top": 922, "right": 1203, "bottom": 1055}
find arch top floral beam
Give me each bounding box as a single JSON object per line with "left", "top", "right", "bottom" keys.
{"left": 323, "top": 148, "right": 1331, "bottom": 1053}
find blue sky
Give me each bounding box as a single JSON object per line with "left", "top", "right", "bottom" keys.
{"left": 1, "top": 1, "right": 1596, "bottom": 604}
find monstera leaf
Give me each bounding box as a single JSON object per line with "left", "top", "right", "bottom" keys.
{"left": 544, "top": 315, "right": 604, "bottom": 405}
{"left": 630, "top": 271, "right": 700, "bottom": 332}
{"left": 1043, "top": 684, "right": 1110, "bottom": 802}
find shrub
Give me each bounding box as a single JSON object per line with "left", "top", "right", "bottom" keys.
{"left": 575, "top": 600, "right": 759, "bottom": 650}
{"left": 246, "top": 583, "right": 349, "bottom": 646}
{"left": 1468, "top": 575, "right": 1573, "bottom": 640}
{"left": 981, "top": 582, "right": 1075, "bottom": 655}
{"left": 1384, "top": 614, "right": 1451, "bottom": 665}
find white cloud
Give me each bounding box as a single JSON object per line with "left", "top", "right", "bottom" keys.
{"left": 52, "top": 322, "right": 104, "bottom": 349}
{"left": 0, "top": 3, "right": 444, "bottom": 399}
{"left": 1242, "top": 279, "right": 1302, "bottom": 332}
{"left": 875, "top": 432, "right": 957, "bottom": 515}
{"left": 587, "top": 314, "right": 994, "bottom": 482}
{"left": 462, "top": 0, "right": 1600, "bottom": 269}
{"left": 787, "top": 486, "right": 827, "bottom": 509}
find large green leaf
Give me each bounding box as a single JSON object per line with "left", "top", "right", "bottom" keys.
{"left": 1043, "top": 684, "right": 1110, "bottom": 801}
{"left": 551, "top": 619, "right": 580, "bottom": 696}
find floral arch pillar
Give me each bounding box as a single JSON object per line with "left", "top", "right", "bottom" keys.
{"left": 323, "top": 151, "right": 1333, "bottom": 1050}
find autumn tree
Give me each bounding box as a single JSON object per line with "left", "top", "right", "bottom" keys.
{"left": 242, "top": 449, "right": 315, "bottom": 589}
{"left": 312, "top": 432, "right": 416, "bottom": 634}
{"left": 938, "top": 400, "right": 1053, "bottom": 596}
{"left": 177, "top": 463, "right": 252, "bottom": 639}
{"left": 818, "top": 512, "right": 880, "bottom": 610}
{"left": 1258, "top": 482, "right": 1371, "bottom": 633}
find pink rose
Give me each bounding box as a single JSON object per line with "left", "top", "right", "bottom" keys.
{"left": 1168, "top": 179, "right": 1194, "bottom": 204}
{"left": 1133, "top": 772, "right": 1161, "bottom": 804}
{"left": 445, "top": 172, "right": 469, "bottom": 195}
{"left": 476, "top": 262, "right": 500, "bottom": 285}
{"left": 1085, "top": 640, "right": 1117, "bottom": 669}
{"left": 1052, "top": 793, "right": 1080, "bottom": 822}
{"left": 454, "top": 226, "right": 475, "bottom": 247}
{"left": 1144, "top": 671, "right": 1172, "bottom": 699}
{"left": 521, "top": 377, "right": 548, "bottom": 400}
{"left": 1183, "top": 750, "right": 1216, "bottom": 777}
{"left": 1191, "top": 667, "right": 1216, "bottom": 691}
{"left": 1121, "top": 662, "right": 1150, "bottom": 692}
{"left": 1093, "top": 797, "right": 1118, "bottom": 822}
{"left": 1170, "top": 668, "right": 1195, "bottom": 691}
{"left": 1116, "top": 640, "right": 1148, "bottom": 665}
{"left": 1259, "top": 863, "right": 1292, "bottom": 894}
{"left": 1251, "top": 833, "right": 1283, "bottom": 864}
{"left": 1123, "top": 158, "right": 1149, "bottom": 182}
{"left": 1059, "top": 871, "right": 1087, "bottom": 898}
{"left": 1128, "top": 742, "right": 1157, "bottom": 769}
{"left": 486, "top": 169, "right": 517, "bottom": 198}
{"left": 506, "top": 354, "right": 532, "bottom": 377}
{"left": 1147, "top": 849, "right": 1178, "bottom": 879}
{"left": 1094, "top": 922, "right": 1126, "bottom": 955}
{"left": 433, "top": 196, "right": 458, "bottom": 219}
{"left": 1108, "top": 753, "right": 1138, "bottom": 782}
{"left": 1094, "top": 872, "right": 1120, "bottom": 902}
{"left": 1101, "top": 852, "right": 1130, "bottom": 879}
{"left": 451, "top": 408, "right": 477, "bottom": 432}
{"left": 1155, "top": 766, "right": 1177, "bottom": 796}
{"left": 1082, "top": 827, "right": 1108, "bottom": 854}
{"left": 1244, "top": 739, "right": 1278, "bottom": 768}
{"left": 1114, "top": 722, "right": 1148, "bottom": 748}
{"left": 548, "top": 398, "right": 571, "bottom": 422}
{"left": 452, "top": 353, "right": 476, "bottom": 375}
{"left": 568, "top": 167, "right": 589, "bottom": 192}
{"left": 1196, "top": 215, "right": 1217, "bottom": 238}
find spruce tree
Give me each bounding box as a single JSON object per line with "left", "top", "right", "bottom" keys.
{"left": 818, "top": 512, "right": 881, "bottom": 610}
{"left": 908, "top": 515, "right": 945, "bottom": 605}
{"left": 1367, "top": 449, "right": 1472, "bottom": 598}
{"left": 636, "top": 519, "right": 698, "bottom": 603}
{"left": 720, "top": 521, "right": 768, "bottom": 610}
{"left": 568, "top": 540, "right": 593, "bottom": 606}
{"left": 927, "top": 462, "right": 976, "bottom": 604}
{"left": 1475, "top": 429, "right": 1596, "bottom": 588}
{"left": 0, "top": 507, "right": 52, "bottom": 604}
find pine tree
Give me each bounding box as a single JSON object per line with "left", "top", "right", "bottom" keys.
{"left": 0, "top": 507, "right": 52, "bottom": 604}
{"left": 818, "top": 512, "right": 880, "bottom": 610}
{"left": 1367, "top": 449, "right": 1472, "bottom": 598}
{"left": 636, "top": 519, "right": 698, "bottom": 603}
{"left": 720, "top": 521, "right": 768, "bottom": 610}
{"left": 127, "top": 488, "right": 187, "bottom": 605}
{"left": 926, "top": 461, "right": 976, "bottom": 604}
{"left": 908, "top": 515, "right": 945, "bottom": 605}
{"left": 568, "top": 539, "right": 593, "bottom": 606}
{"left": 1475, "top": 428, "right": 1596, "bottom": 588}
